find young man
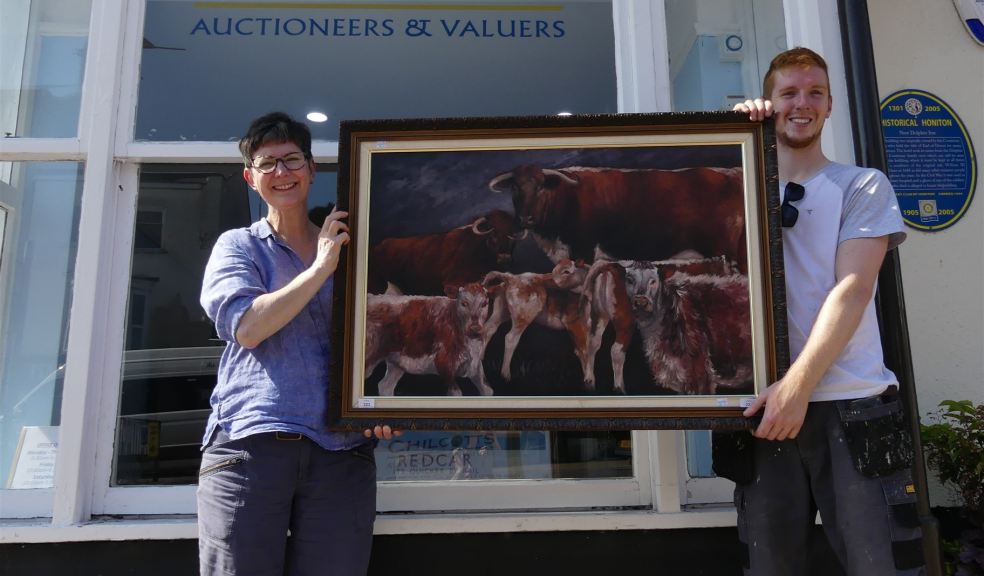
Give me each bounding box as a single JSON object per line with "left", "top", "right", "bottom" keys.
{"left": 199, "top": 112, "right": 396, "bottom": 576}
{"left": 733, "top": 48, "right": 923, "bottom": 575}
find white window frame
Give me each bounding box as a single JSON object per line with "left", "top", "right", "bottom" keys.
{"left": 0, "top": 0, "right": 856, "bottom": 542}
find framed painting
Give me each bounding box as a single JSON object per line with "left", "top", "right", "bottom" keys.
{"left": 329, "top": 111, "right": 785, "bottom": 431}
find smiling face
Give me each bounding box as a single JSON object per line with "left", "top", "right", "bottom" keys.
{"left": 768, "top": 65, "right": 832, "bottom": 150}
{"left": 243, "top": 140, "right": 315, "bottom": 214}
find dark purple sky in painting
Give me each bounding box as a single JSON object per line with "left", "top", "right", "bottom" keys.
{"left": 366, "top": 144, "right": 743, "bottom": 241}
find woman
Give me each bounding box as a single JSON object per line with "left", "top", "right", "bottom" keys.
{"left": 198, "top": 112, "right": 396, "bottom": 576}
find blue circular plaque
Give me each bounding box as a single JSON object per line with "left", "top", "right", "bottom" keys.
{"left": 880, "top": 90, "right": 976, "bottom": 231}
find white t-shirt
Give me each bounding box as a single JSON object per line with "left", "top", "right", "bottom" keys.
{"left": 780, "top": 162, "right": 907, "bottom": 401}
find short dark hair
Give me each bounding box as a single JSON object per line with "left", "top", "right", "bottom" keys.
{"left": 762, "top": 47, "right": 829, "bottom": 98}
{"left": 238, "top": 112, "right": 313, "bottom": 168}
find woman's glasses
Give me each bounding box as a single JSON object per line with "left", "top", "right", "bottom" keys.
{"left": 782, "top": 182, "right": 805, "bottom": 227}
{"left": 250, "top": 153, "right": 309, "bottom": 174}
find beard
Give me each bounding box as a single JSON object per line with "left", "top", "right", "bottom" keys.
{"left": 778, "top": 130, "right": 822, "bottom": 149}
{"left": 777, "top": 119, "right": 824, "bottom": 149}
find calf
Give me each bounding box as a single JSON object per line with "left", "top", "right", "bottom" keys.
{"left": 364, "top": 283, "right": 493, "bottom": 396}
{"left": 571, "top": 261, "right": 634, "bottom": 394}
{"left": 627, "top": 266, "right": 752, "bottom": 395}
{"left": 482, "top": 260, "right": 596, "bottom": 390}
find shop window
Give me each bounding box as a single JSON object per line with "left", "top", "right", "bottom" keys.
{"left": 134, "top": 1, "right": 616, "bottom": 141}
{"left": 665, "top": 0, "right": 786, "bottom": 112}
{"left": 0, "top": 0, "right": 92, "bottom": 138}
{"left": 0, "top": 162, "right": 83, "bottom": 490}
{"left": 663, "top": 0, "right": 786, "bottom": 488}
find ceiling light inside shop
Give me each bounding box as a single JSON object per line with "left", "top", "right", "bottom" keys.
{"left": 306, "top": 112, "right": 328, "bottom": 123}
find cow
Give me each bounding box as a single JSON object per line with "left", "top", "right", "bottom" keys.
{"left": 488, "top": 165, "right": 747, "bottom": 272}
{"left": 626, "top": 265, "right": 753, "bottom": 395}
{"left": 566, "top": 255, "right": 737, "bottom": 394}
{"left": 482, "top": 260, "right": 597, "bottom": 390}
{"left": 368, "top": 209, "right": 520, "bottom": 295}
{"left": 364, "top": 282, "right": 493, "bottom": 396}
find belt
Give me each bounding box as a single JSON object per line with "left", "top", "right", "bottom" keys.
{"left": 211, "top": 428, "right": 305, "bottom": 444}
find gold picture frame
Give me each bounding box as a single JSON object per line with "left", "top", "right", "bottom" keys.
{"left": 329, "top": 111, "right": 784, "bottom": 431}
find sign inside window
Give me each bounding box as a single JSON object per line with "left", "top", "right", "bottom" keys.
{"left": 7, "top": 426, "right": 59, "bottom": 490}
{"left": 137, "top": 1, "right": 616, "bottom": 141}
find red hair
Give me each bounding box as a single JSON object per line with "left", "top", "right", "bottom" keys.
{"left": 763, "top": 47, "right": 829, "bottom": 97}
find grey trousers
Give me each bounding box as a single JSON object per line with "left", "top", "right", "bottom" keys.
{"left": 735, "top": 398, "right": 924, "bottom": 576}
{"left": 197, "top": 430, "right": 377, "bottom": 576}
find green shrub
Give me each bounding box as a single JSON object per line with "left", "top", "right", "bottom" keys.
{"left": 921, "top": 400, "right": 984, "bottom": 523}
{"left": 922, "top": 400, "right": 984, "bottom": 574}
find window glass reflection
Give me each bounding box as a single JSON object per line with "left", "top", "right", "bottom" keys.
{"left": 665, "top": 0, "right": 787, "bottom": 111}
{"left": 114, "top": 164, "right": 631, "bottom": 485}
{"left": 663, "top": 0, "right": 786, "bottom": 481}
{"left": 0, "top": 0, "right": 92, "bottom": 138}
{"left": 376, "top": 430, "right": 631, "bottom": 481}
{"left": 0, "top": 162, "right": 83, "bottom": 490}
{"left": 114, "top": 163, "right": 337, "bottom": 485}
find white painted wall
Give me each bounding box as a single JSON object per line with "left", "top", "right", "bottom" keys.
{"left": 868, "top": 0, "right": 984, "bottom": 506}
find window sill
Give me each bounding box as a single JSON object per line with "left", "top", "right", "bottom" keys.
{"left": 0, "top": 506, "right": 737, "bottom": 544}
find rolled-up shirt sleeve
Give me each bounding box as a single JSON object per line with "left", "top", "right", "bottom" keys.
{"left": 201, "top": 231, "right": 265, "bottom": 343}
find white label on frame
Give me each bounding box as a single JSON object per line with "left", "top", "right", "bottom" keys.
{"left": 358, "top": 398, "right": 375, "bottom": 409}
{"left": 739, "top": 398, "right": 754, "bottom": 408}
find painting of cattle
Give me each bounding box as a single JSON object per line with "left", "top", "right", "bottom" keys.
{"left": 329, "top": 112, "right": 787, "bottom": 431}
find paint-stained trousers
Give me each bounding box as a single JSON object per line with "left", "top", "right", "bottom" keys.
{"left": 735, "top": 396, "right": 925, "bottom": 576}
{"left": 197, "top": 430, "right": 377, "bottom": 576}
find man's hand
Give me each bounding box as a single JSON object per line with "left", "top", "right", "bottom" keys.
{"left": 743, "top": 375, "right": 811, "bottom": 440}
{"left": 734, "top": 98, "right": 774, "bottom": 121}
{"left": 364, "top": 425, "right": 402, "bottom": 440}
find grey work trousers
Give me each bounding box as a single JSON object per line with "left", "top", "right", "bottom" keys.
{"left": 197, "top": 430, "right": 377, "bottom": 576}
{"left": 735, "top": 398, "right": 924, "bottom": 576}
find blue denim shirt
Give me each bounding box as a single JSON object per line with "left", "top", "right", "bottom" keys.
{"left": 199, "top": 219, "right": 367, "bottom": 451}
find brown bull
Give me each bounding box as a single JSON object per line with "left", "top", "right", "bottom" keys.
{"left": 489, "top": 165, "right": 747, "bottom": 272}
{"left": 368, "top": 209, "right": 519, "bottom": 295}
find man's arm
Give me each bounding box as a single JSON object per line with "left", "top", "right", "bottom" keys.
{"left": 744, "top": 235, "right": 889, "bottom": 440}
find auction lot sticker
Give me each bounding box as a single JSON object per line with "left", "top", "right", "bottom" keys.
{"left": 880, "top": 90, "right": 976, "bottom": 231}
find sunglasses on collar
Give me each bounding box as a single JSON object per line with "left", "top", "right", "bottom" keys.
{"left": 782, "top": 182, "right": 805, "bottom": 228}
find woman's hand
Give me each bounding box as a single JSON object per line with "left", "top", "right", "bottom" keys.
{"left": 314, "top": 208, "right": 349, "bottom": 276}
{"left": 364, "top": 425, "right": 402, "bottom": 440}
